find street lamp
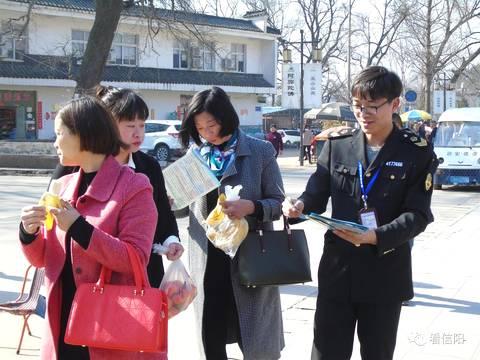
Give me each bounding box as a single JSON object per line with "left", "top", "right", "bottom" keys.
{"left": 435, "top": 72, "right": 453, "bottom": 112}
{"left": 282, "top": 31, "right": 322, "bottom": 166}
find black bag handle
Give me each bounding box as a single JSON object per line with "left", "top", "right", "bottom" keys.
{"left": 253, "top": 215, "right": 293, "bottom": 253}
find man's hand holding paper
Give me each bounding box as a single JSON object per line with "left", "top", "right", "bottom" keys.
{"left": 333, "top": 228, "right": 378, "bottom": 247}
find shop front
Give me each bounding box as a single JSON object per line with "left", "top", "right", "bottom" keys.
{"left": 0, "top": 90, "right": 37, "bottom": 140}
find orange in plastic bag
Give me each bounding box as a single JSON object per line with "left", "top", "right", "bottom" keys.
{"left": 159, "top": 259, "right": 197, "bottom": 319}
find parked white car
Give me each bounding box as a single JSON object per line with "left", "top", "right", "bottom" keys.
{"left": 278, "top": 129, "right": 301, "bottom": 147}
{"left": 141, "top": 120, "right": 184, "bottom": 161}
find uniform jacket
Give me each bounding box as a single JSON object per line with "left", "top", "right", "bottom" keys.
{"left": 300, "top": 126, "right": 438, "bottom": 303}
{"left": 50, "top": 150, "right": 178, "bottom": 287}
{"left": 187, "top": 131, "right": 285, "bottom": 360}
{"left": 21, "top": 155, "right": 161, "bottom": 360}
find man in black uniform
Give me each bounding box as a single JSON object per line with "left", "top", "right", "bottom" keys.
{"left": 283, "top": 66, "right": 438, "bottom": 360}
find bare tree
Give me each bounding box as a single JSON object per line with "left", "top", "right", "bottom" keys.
{"left": 295, "top": 0, "right": 349, "bottom": 67}
{"left": 352, "top": 0, "right": 411, "bottom": 67}
{"left": 455, "top": 64, "right": 480, "bottom": 107}
{"left": 404, "top": 0, "right": 480, "bottom": 112}
{"left": 322, "top": 68, "right": 349, "bottom": 103}
{"left": 196, "top": 0, "right": 242, "bottom": 17}
{"left": 75, "top": 0, "right": 123, "bottom": 94}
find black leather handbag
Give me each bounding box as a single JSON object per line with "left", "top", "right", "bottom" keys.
{"left": 237, "top": 216, "right": 312, "bottom": 287}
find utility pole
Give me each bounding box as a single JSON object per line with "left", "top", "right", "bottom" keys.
{"left": 299, "top": 29, "right": 305, "bottom": 166}
{"left": 347, "top": 0, "right": 352, "bottom": 98}
{"left": 443, "top": 72, "right": 447, "bottom": 112}
{"left": 282, "top": 32, "right": 322, "bottom": 166}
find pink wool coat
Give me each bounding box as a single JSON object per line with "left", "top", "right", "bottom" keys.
{"left": 20, "top": 156, "right": 164, "bottom": 360}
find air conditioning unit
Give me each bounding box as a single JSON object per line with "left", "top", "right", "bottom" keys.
{"left": 192, "top": 57, "right": 202, "bottom": 69}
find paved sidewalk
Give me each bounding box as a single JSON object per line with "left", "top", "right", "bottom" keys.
{"left": 1, "top": 150, "right": 480, "bottom": 359}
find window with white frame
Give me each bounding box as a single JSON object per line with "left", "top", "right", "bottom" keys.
{"left": 108, "top": 33, "right": 138, "bottom": 66}
{"left": 71, "top": 30, "right": 89, "bottom": 57}
{"left": 190, "top": 43, "right": 215, "bottom": 70}
{"left": 72, "top": 30, "right": 138, "bottom": 66}
{"left": 231, "top": 43, "right": 246, "bottom": 72}
{"left": 203, "top": 44, "right": 215, "bottom": 71}
{"left": 173, "top": 40, "right": 215, "bottom": 71}
{"left": 0, "top": 23, "right": 27, "bottom": 60}
{"left": 173, "top": 40, "right": 189, "bottom": 69}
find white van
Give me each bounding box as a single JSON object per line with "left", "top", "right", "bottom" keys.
{"left": 433, "top": 107, "right": 480, "bottom": 189}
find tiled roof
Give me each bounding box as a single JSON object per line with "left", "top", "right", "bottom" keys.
{"left": 7, "top": 0, "right": 281, "bottom": 34}
{"left": 0, "top": 55, "right": 274, "bottom": 88}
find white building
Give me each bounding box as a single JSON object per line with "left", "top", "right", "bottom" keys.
{"left": 0, "top": 0, "right": 279, "bottom": 140}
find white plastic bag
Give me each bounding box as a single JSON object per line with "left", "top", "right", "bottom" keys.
{"left": 159, "top": 259, "right": 197, "bottom": 319}
{"left": 205, "top": 185, "right": 249, "bottom": 258}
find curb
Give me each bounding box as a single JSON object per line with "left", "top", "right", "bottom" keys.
{"left": 0, "top": 157, "right": 316, "bottom": 177}
{"left": 0, "top": 168, "right": 54, "bottom": 176}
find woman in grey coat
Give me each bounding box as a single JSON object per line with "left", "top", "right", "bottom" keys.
{"left": 178, "top": 87, "right": 285, "bottom": 360}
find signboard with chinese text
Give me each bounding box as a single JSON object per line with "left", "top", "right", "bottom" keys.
{"left": 282, "top": 63, "right": 300, "bottom": 109}
{"left": 433, "top": 90, "right": 456, "bottom": 114}
{"left": 303, "top": 63, "right": 323, "bottom": 108}
{"left": 282, "top": 63, "right": 323, "bottom": 109}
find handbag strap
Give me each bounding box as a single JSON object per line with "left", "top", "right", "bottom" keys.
{"left": 96, "top": 243, "right": 149, "bottom": 294}
{"left": 254, "top": 215, "right": 294, "bottom": 252}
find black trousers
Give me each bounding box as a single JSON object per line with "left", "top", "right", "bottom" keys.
{"left": 303, "top": 145, "right": 312, "bottom": 163}
{"left": 202, "top": 241, "right": 242, "bottom": 360}
{"left": 311, "top": 296, "right": 402, "bottom": 360}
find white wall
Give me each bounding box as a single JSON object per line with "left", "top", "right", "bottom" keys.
{"left": 260, "top": 40, "right": 276, "bottom": 86}
{"left": 231, "top": 93, "right": 263, "bottom": 126}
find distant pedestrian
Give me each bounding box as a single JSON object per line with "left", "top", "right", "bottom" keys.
{"left": 429, "top": 121, "right": 438, "bottom": 143}
{"left": 418, "top": 121, "right": 427, "bottom": 139}
{"left": 283, "top": 66, "right": 438, "bottom": 360}
{"left": 266, "top": 125, "right": 283, "bottom": 157}
{"left": 302, "top": 125, "right": 314, "bottom": 163}
{"left": 392, "top": 113, "right": 402, "bottom": 129}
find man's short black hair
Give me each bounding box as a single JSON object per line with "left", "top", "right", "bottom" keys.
{"left": 351, "top": 66, "right": 403, "bottom": 101}
{"left": 179, "top": 86, "right": 239, "bottom": 147}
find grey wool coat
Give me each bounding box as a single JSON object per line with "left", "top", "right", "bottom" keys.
{"left": 187, "top": 130, "right": 285, "bottom": 360}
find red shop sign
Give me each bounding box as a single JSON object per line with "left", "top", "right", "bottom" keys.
{"left": 37, "top": 101, "right": 43, "bottom": 130}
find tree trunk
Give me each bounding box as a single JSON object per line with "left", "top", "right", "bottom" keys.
{"left": 74, "top": 0, "right": 123, "bottom": 94}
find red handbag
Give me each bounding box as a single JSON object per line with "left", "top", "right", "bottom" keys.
{"left": 64, "top": 244, "right": 168, "bottom": 353}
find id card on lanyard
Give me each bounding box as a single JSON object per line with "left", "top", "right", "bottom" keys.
{"left": 358, "top": 161, "right": 380, "bottom": 229}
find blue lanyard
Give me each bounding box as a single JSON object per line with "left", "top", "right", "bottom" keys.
{"left": 358, "top": 161, "right": 381, "bottom": 208}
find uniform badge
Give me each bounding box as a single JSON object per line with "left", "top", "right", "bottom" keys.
{"left": 414, "top": 138, "right": 428, "bottom": 147}
{"left": 425, "top": 173, "right": 432, "bottom": 191}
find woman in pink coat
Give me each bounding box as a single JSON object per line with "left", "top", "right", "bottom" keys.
{"left": 19, "top": 97, "right": 160, "bottom": 359}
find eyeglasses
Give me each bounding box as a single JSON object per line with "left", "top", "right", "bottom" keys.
{"left": 351, "top": 100, "right": 390, "bottom": 115}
